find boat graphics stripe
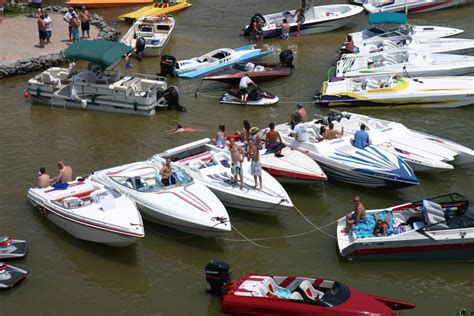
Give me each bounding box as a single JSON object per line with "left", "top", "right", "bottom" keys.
{"left": 155, "top": 185, "right": 213, "bottom": 213}
{"left": 349, "top": 242, "right": 474, "bottom": 257}
{"left": 263, "top": 167, "right": 327, "bottom": 181}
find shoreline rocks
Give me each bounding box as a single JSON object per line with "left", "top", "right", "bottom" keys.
{"left": 0, "top": 5, "right": 121, "bottom": 80}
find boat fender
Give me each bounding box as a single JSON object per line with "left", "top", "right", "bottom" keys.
{"left": 136, "top": 37, "right": 146, "bottom": 62}
{"left": 36, "top": 87, "right": 41, "bottom": 98}
{"left": 81, "top": 99, "right": 87, "bottom": 109}
{"left": 133, "top": 101, "right": 138, "bottom": 112}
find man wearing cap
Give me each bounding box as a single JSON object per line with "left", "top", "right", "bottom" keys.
{"left": 296, "top": 103, "right": 307, "bottom": 122}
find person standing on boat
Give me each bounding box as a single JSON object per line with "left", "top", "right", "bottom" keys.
{"left": 293, "top": 0, "right": 306, "bottom": 36}
{"left": 51, "top": 161, "right": 73, "bottom": 184}
{"left": 250, "top": 17, "right": 264, "bottom": 40}
{"left": 37, "top": 167, "right": 50, "bottom": 188}
{"left": 239, "top": 75, "right": 257, "bottom": 103}
{"left": 296, "top": 103, "right": 307, "bottom": 122}
{"left": 280, "top": 18, "right": 290, "bottom": 40}
{"left": 342, "top": 195, "right": 367, "bottom": 233}
{"left": 79, "top": 6, "right": 91, "bottom": 38}
{"left": 159, "top": 159, "right": 173, "bottom": 186}
{"left": 351, "top": 124, "right": 371, "bottom": 149}
{"left": 229, "top": 138, "right": 245, "bottom": 190}
{"left": 247, "top": 139, "right": 262, "bottom": 191}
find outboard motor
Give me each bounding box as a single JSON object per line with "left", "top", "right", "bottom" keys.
{"left": 205, "top": 260, "right": 231, "bottom": 296}
{"left": 159, "top": 55, "right": 177, "bottom": 77}
{"left": 279, "top": 49, "right": 294, "bottom": 68}
{"left": 135, "top": 37, "right": 146, "bottom": 62}
{"left": 161, "top": 86, "right": 186, "bottom": 112}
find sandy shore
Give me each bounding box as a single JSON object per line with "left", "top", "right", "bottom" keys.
{"left": 0, "top": 13, "right": 99, "bottom": 65}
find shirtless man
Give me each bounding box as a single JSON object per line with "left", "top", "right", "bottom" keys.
{"left": 229, "top": 138, "right": 245, "bottom": 190}
{"left": 159, "top": 159, "right": 173, "bottom": 186}
{"left": 247, "top": 139, "right": 262, "bottom": 191}
{"left": 296, "top": 103, "right": 307, "bottom": 122}
{"left": 37, "top": 167, "right": 50, "bottom": 188}
{"left": 265, "top": 123, "right": 284, "bottom": 157}
{"left": 342, "top": 195, "right": 367, "bottom": 233}
{"left": 323, "top": 123, "right": 344, "bottom": 140}
{"left": 51, "top": 160, "right": 73, "bottom": 184}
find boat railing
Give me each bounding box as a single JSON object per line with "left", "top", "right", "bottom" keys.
{"left": 131, "top": 72, "right": 168, "bottom": 82}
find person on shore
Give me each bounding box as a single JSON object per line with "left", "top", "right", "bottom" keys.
{"left": 159, "top": 159, "right": 173, "bottom": 186}
{"left": 373, "top": 212, "right": 390, "bottom": 237}
{"left": 70, "top": 12, "right": 81, "bottom": 42}
{"left": 323, "top": 122, "right": 344, "bottom": 140}
{"left": 51, "top": 160, "right": 73, "bottom": 184}
{"left": 239, "top": 75, "right": 257, "bottom": 103}
{"left": 166, "top": 124, "right": 194, "bottom": 134}
{"left": 229, "top": 138, "right": 245, "bottom": 190}
{"left": 342, "top": 195, "right": 367, "bottom": 233}
{"left": 63, "top": 7, "right": 75, "bottom": 42}
{"left": 265, "top": 122, "right": 284, "bottom": 157}
{"left": 37, "top": 167, "right": 50, "bottom": 188}
{"left": 211, "top": 125, "right": 227, "bottom": 148}
{"left": 247, "top": 138, "right": 262, "bottom": 191}
{"left": 296, "top": 103, "right": 307, "bottom": 122}
{"left": 43, "top": 11, "right": 52, "bottom": 44}
{"left": 280, "top": 18, "right": 290, "bottom": 40}
{"left": 37, "top": 13, "right": 46, "bottom": 48}
{"left": 79, "top": 6, "right": 91, "bottom": 38}
{"left": 351, "top": 124, "right": 371, "bottom": 149}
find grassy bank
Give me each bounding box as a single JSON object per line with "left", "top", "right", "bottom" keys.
{"left": 4, "top": 6, "right": 25, "bottom": 16}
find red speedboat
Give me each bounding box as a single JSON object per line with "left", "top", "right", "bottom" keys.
{"left": 203, "top": 49, "right": 294, "bottom": 84}
{"left": 205, "top": 261, "right": 415, "bottom": 316}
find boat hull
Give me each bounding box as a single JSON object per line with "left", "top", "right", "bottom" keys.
{"left": 28, "top": 199, "right": 141, "bottom": 247}
{"left": 119, "top": 0, "right": 192, "bottom": 22}
{"left": 364, "top": 0, "right": 471, "bottom": 14}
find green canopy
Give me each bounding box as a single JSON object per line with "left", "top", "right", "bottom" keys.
{"left": 368, "top": 12, "right": 407, "bottom": 25}
{"left": 64, "top": 39, "right": 133, "bottom": 69}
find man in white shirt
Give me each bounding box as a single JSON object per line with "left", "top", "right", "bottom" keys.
{"left": 44, "top": 11, "right": 52, "bottom": 44}
{"left": 292, "top": 112, "right": 308, "bottom": 142}
{"left": 239, "top": 75, "right": 256, "bottom": 103}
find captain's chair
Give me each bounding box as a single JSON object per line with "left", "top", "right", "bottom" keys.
{"left": 299, "top": 280, "right": 324, "bottom": 300}
{"left": 289, "top": 291, "right": 304, "bottom": 300}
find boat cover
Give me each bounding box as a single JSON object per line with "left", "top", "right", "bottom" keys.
{"left": 368, "top": 12, "right": 407, "bottom": 25}
{"left": 64, "top": 39, "right": 133, "bottom": 69}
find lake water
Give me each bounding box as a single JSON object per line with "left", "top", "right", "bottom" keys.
{"left": 0, "top": 0, "right": 473, "bottom": 314}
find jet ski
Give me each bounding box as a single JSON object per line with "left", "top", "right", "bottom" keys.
{"left": 0, "top": 237, "right": 27, "bottom": 260}
{"left": 219, "top": 87, "right": 279, "bottom": 106}
{"left": 0, "top": 262, "right": 28, "bottom": 290}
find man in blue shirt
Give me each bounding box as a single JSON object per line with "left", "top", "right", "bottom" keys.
{"left": 351, "top": 124, "right": 371, "bottom": 149}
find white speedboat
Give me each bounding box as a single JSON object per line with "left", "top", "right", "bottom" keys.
{"left": 27, "top": 39, "right": 184, "bottom": 116}
{"left": 315, "top": 75, "right": 474, "bottom": 108}
{"left": 350, "top": 12, "right": 463, "bottom": 44}
{"left": 322, "top": 110, "right": 474, "bottom": 167}
{"left": 27, "top": 178, "right": 145, "bottom": 247}
{"left": 157, "top": 138, "right": 293, "bottom": 215}
{"left": 91, "top": 160, "right": 231, "bottom": 236}
{"left": 337, "top": 193, "right": 474, "bottom": 261}
{"left": 274, "top": 122, "right": 419, "bottom": 188}
{"left": 363, "top": 0, "right": 471, "bottom": 14}
{"left": 120, "top": 15, "right": 175, "bottom": 57}
{"left": 344, "top": 36, "right": 474, "bottom": 58}
{"left": 0, "top": 237, "right": 27, "bottom": 260}
{"left": 336, "top": 52, "right": 474, "bottom": 78}
{"left": 172, "top": 45, "right": 272, "bottom": 79}
{"left": 243, "top": 4, "right": 363, "bottom": 38}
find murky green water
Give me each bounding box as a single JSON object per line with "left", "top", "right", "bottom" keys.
{"left": 0, "top": 0, "right": 473, "bottom": 315}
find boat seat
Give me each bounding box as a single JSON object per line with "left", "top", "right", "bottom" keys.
{"left": 422, "top": 200, "right": 448, "bottom": 230}
{"left": 262, "top": 277, "right": 285, "bottom": 295}
{"left": 412, "top": 221, "right": 425, "bottom": 230}
{"left": 212, "top": 152, "right": 231, "bottom": 168}
{"left": 41, "top": 72, "right": 61, "bottom": 87}
{"left": 289, "top": 292, "right": 304, "bottom": 300}
{"left": 299, "top": 280, "right": 324, "bottom": 300}
{"left": 189, "top": 159, "right": 205, "bottom": 171}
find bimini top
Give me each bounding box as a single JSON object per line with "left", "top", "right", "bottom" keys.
{"left": 368, "top": 12, "right": 407, "bottom": 25}
{"left": 64, "top": 39, "right": 133, "bottom": 69}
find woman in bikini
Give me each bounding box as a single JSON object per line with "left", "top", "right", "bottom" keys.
{"left": 373, "top": 212, "right": 390, "bottom": 236}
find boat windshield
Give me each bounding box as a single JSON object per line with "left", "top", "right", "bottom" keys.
{"left": 172, "top": 169, "right": 193, "bottom": 186}
{"left": 111, "top": 175, "right": 165, "bottom": 192}
{"left": 317, "top": 282, "right": 351, "bottom": 307}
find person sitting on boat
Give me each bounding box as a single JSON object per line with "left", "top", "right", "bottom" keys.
{"left": 317, "top": 126, "right": 327, "bottom": 142}
{"left": 236, "top": 120, "right": 252, "bottom": 142}
{"left": 239, "top": 75, "right": 257, "bottom": 103}
{"left": 351, "top": 124, "right": 371, "bottom": 149}
{"left": 342, "top": 195, "right": 367, "bottom": 233}
{"left": 229, "top": 138, "right": 245, "bottom": 190}
{"left": 323, "top": 123, "right": 344, "bottom": 140}
{"left": 373, "top": 212, "right": 390, "bottom": 237}
{"left": 50, "top": 160, "right": 73, "bottom": 184}
{"left": 166, "top": 124, "right": 194, "bottom": 135}
{"left": 37, "top": 167, "right": 50, "bottom": 188}
{"left": 280, "top": 18, "right": 290, "bottom": 40}
{"left": 264, "top": 123, "right": 285, "bottom": 157}
{"left": 211, "top": 125, "right": 227, "bottom": 148}
{"left": 160, "top": 159, "right": 173, "bottom": 186}
{"left": 340, "top": 35, "right": 357, "bottom": 55}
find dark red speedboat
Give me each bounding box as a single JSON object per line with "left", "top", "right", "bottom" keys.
{"left": 203, "top": 49, "right": 294, "bottom": 84}
{"left": 205, "top": 261, "right": 415, "bottom": 316}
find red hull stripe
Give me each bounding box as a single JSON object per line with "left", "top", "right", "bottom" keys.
{"left": 54, "top": 190, "right": 94, "bottom": 202}
{"left": 264, "top": 167, "right": 327, "bottom": 181}
{"left": 351, "top": 242, "right": 474, "bottom": 256}
{"left": 408, "top": 2, "right": 449, "bottom": 12}
{"left": 312, "top": 278, "right": 323, "bottom": 288}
